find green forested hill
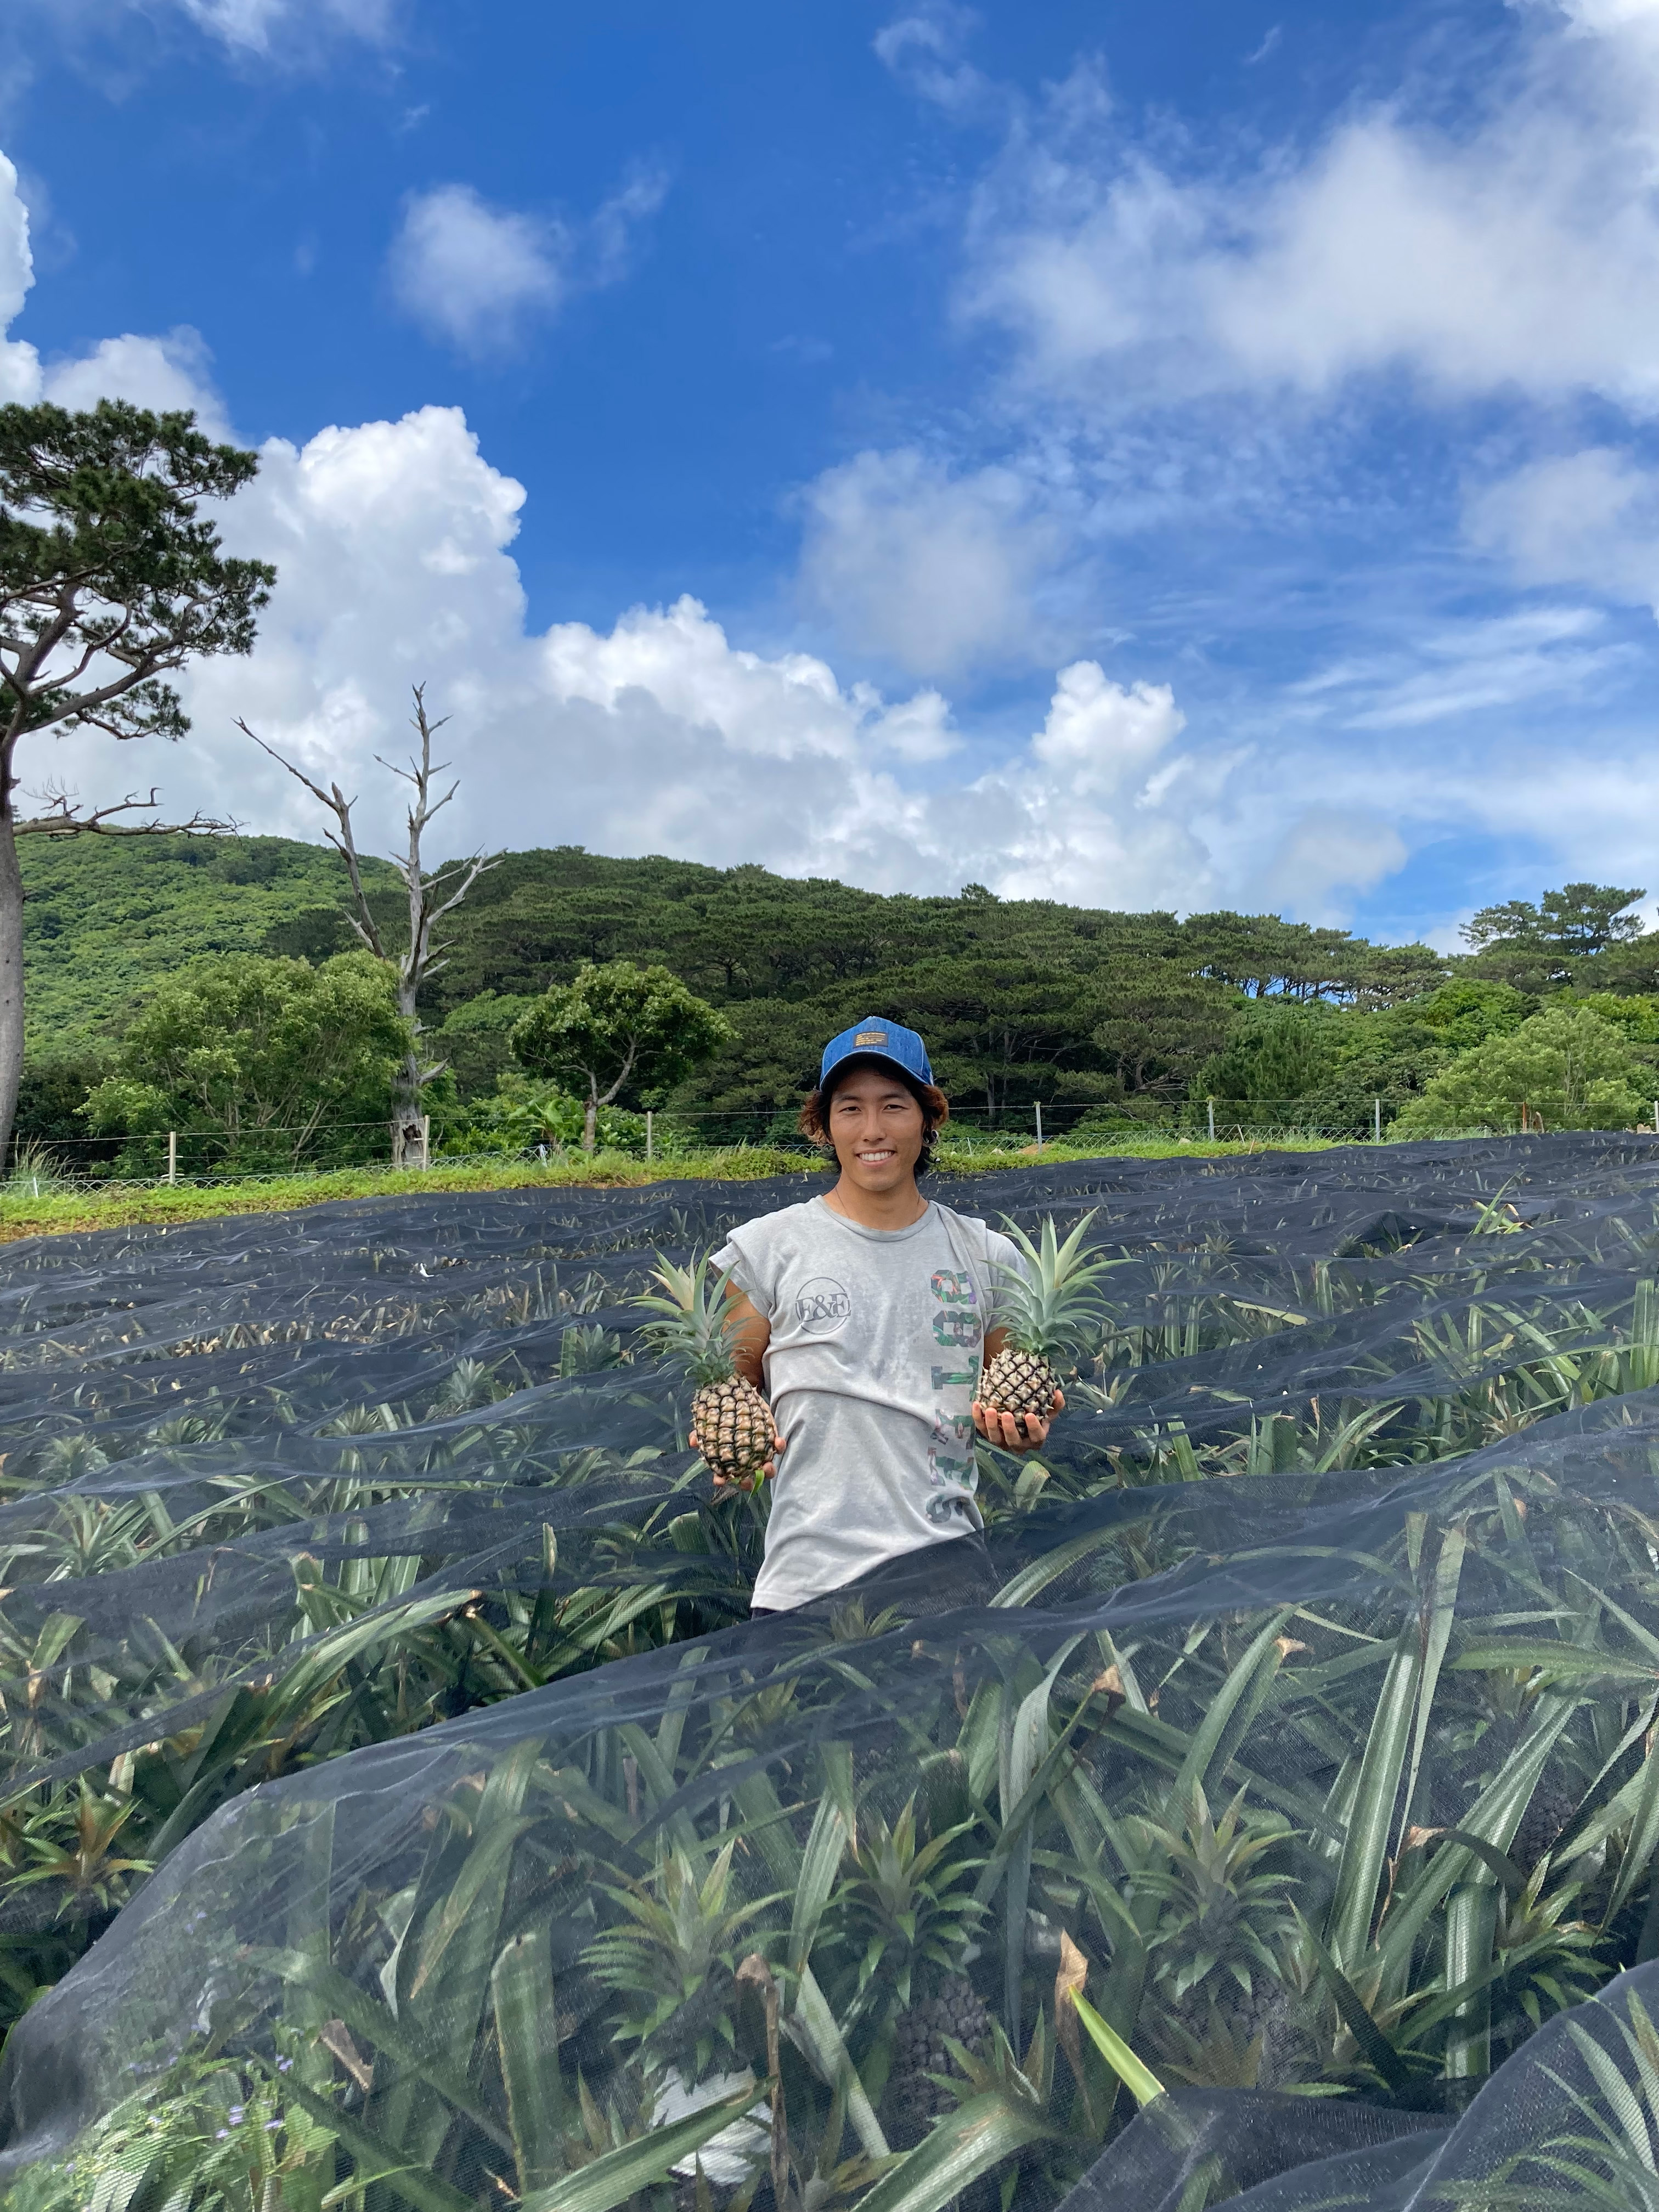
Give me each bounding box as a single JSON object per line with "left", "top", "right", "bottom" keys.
{"left": 20, "top": 832, "right": 1451, "bottom": 1122}
{"left": 21, "top": 832, "right": 1659, "bottom": 1146}
{"left": 20, "top": 833, "right": 394, "bottom": 1052}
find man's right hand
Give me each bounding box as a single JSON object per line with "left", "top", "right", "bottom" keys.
{"left": 689, "top": 1419, "right": 787, "bottom": 1494}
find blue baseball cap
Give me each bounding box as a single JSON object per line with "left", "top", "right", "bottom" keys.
{"left": 820, "top": 1017, "right": 933, "bottom": 1088}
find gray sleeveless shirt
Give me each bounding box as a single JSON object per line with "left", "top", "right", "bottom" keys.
{"left": 712, "top": 1196, "right": 1022, "bottom": 1611}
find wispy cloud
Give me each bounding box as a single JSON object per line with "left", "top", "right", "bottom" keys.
{"left": 173, "top": 0, "right": 398, "bottom": 52}
{"left": 387, "top": 166, "right": 667, "bottom": 357}
{"left": 873, "top": 2, "right": 995, "bottom": 118}
{"left": 1290, "top": 606, "right": 1634, "bottom": 731}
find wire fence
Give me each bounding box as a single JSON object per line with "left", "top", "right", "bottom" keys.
{"left": 12, "top": 1088, "right": 1659, "bottom": 1197}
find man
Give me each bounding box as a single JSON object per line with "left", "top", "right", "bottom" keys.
{"left": 699, "top": 1018, "right": 1059, "bottom": 1616}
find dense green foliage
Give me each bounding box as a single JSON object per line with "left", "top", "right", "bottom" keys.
{"left": 0, "top": 399, "right": 273, "bottom": 750}
{"left": 16, "top": 836, "right": 1659, "bottom": 1167}
{"left": 1393, "top": 1004, "right": 1653, "bottom": 1136}
{"left": 0, "top": 400, "right": 279, "bottom": 1167}
{"left": 82, "top": 953, "right": 409, "bottom": 1175}
{"left": 510, "top": 959, "right": 734, "bottom": 1150}
{"left": 18, "top": 833, "right": 388, "bottom": 1049}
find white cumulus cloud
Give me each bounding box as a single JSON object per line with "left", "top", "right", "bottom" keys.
{"left": 799, "top": 447, "right": 1062, "bottom": 678}
{"left": 388, "top": 168, "right": 667, "bottom": 356}
{"left": 961, "top": 3, "right": 1659, "bottom": 411}
{"left": 13, "top": 139, "right": 1656, "bottom": 931}
{"left": 388, "top": 187, "right": 567, "bottom": 355}
{"left": 13, "top": 398, "right": 1239, "bottom": 910}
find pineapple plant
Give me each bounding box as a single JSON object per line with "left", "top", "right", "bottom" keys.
{"left": 636, "top": 1255, "right": 775, "bottom": 1489}
{"left": 979, "top": 1210, "right": 1116, "bottom": 1420}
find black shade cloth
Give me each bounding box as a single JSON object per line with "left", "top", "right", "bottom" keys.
{"left": 5, "top": 1136, "right": 1659, "bottom": 2211}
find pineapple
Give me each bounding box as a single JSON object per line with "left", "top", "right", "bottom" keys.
{"left": 978, "top": 1210, "right": 1115, "bottom": 1419}
{"left": 636, "top": 1255, "right": 775, "bottom": 1489}
{"left": 887, "top": 1974, "right": 991, "bottom": 2143}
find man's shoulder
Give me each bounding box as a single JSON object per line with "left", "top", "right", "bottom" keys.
{"left": 931, "top": 1202, "right": 1023, "bottom": 1275}
{"left": 929, "top": 1199, "right": 996, "bottom": 1249}
{"left": 722, "top": 1197, "right": 822, "bottom": 1251}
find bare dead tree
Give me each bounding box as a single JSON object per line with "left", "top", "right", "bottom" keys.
{"left": 239, "top": 686, "right": 499, "bottom": 1163}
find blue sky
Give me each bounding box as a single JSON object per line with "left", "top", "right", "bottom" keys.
{"left": 5, "top": 0, "right": 1659, "bottom": 948}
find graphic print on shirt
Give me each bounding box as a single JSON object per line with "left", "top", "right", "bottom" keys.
{"left": 794, "top": 1276, "right": 851, "bottom": 1333}
{"left": 927, "top": 1267, "right": 980, "bottom": 1502}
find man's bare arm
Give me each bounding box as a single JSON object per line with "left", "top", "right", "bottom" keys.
{"left": 725, "top": 1292, "right": 771, "bottom": 1390}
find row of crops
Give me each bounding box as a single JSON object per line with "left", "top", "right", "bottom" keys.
{"left": 3, "top": 1138, "right": 1659, "bottom": 2209}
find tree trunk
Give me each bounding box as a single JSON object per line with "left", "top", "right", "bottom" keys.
{"left": 390, "top": 1036, "right": 424, "bottom": 1163}
{"left": 583, "top": 1090, "right": 597, "bottom": 1154}
{"left": 0, "top": 809, "right": 24, "bottom": 1175}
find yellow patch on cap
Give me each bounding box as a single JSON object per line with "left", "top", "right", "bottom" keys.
{"left": 854, "top": 1030, "right": 888, "bottom": 1046}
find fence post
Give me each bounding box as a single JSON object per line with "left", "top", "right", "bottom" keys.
{"left": 1374, "top": 1097, "right": 1382, "bottom": 1144}
{"left": 1652, "top": 1100, "right": 1657, "bottom": 1135}
{"left": 1206, "top": 1097, "right": 1216, "bottom": 1143}
{"left": 1034, "top": 1102, "right": 1043, "bottom": 1149}
{"left": 646, "top": 1110, "right": 653, "bottom": 1163}
{"left": 167, "top": 1131, "right": 177, "bottom": 1186}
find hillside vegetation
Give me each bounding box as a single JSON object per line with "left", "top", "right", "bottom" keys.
{"left": 18, "top": 835, "right": 1659, "bottom": 1162}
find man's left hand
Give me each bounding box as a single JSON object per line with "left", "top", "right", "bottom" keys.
{"left": 972, "top": 1389, "right": 1064, "bottom": 1453}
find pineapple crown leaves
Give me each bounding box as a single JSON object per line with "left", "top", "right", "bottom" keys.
{"left": 991, "top": 1209, "right": 1123, "bottom": 1361}
{"left": 834, "top": 1795, "right": 987, "bottom": 2004}
{"left": 1134, "top": 1785, "right": 1299, "bottom": 2001}
{"left": 936, "top": 2008, "right": 1052, "bottom": 2116}
{"left": 633, "top": 1252, "right": 746, "bottom": 1387}
{"left": 585, "top": 1839, "right": 788, "bottom": 2052}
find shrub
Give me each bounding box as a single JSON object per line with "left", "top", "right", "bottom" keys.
{"left": 1392, "top": 1003, "right": 1651, "bottom": 1135}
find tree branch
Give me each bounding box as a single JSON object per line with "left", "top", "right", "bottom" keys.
{"left": 597, "top": 1036, "right": 641, "bottom": 1109}
{"left": 13, "top": 787, "right": 235, "bottom": 838}
{"left": 236, "top": 718, "right": 388, "bottom": 960}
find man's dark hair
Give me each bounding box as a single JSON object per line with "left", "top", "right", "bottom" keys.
{"left": 799, "top": 1055, "right": 951, "bottom": 1176}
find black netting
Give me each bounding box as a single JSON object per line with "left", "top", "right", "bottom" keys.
{"left": 8, "top": 1137, "right": 1659, "bottom": 2209}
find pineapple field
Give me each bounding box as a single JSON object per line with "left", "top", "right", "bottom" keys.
{"left": 7, "top": 1137, "right": 1659, "bottom": 2209}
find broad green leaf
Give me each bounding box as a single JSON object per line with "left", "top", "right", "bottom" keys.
{"left": 1450, "top": 1645, "right": 1658, "bottom": 1680}
{"left": 991, "top": 1526, "right": 1125, "bottom": 1609}
{"left": 1402, "top": 1525, "right": 1463, "bottom": 1846}
{"left": 406, "top": 1813, "right": 534, "bottom": 2001}
{"left": 618, "top": 1722, "right": 699, "bottom": 1854}
{"left": 1303, "top": 1927, "right": 1414, "bottom": 2095}
{"left": 1327, "top": 1623, "right": 1420, "bottom": 1971}
{"left": 1379, "top": 1695, "right": 1581, "bottom": 1976}
{"left": 255, "top": 1946, "right": 507, "bottom": 2147}
{"left": 519, "top": 2083, "right": 764, "bottom": 2212}
{"left": 654, "top": 1643, "right": 709, "bottom": 1769}
{"left": 789, "top": 1745, "right": 853, "bottom": 1976}
{"left": 999, "top": 1639, "right": 1079, "bottom": 2041}
{"left": 795, "top": 1965, "right": 889, "bottom": 2160}
{"left": 1071, "top": 1993, "right": 1165, "bottom": 2107}
{"left": 955, "top": 1677, "right": 1003, "bottom": 1805}
{"left": 407, "top": 1733, "right": 541, "bottom": 2004}
{"left": 1607, "top": 1737, "right": 1659, "bottom": 1922}
{"left": 287, "top": 2082, "right": 473, "bottom": 2212}
{"left": 494, "top": 1928, "right": 562, "bottom": 2193}
{"left": 1173, "top": 1609, "right": 1295, "bottom": 1805}
{"left": 854, "top": 2092, "right": 1063, "bottom": 2212}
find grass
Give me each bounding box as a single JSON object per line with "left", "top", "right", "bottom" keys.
{"left": 0, "top": 1133, "right": 1348, "bottom": 1242}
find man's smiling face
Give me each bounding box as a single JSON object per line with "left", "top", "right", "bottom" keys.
{"left": 826, "top": 1064, "right": 927, "bottom": 1194}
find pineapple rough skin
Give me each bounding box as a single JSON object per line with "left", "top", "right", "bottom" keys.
{"left": 690, "top": 1374, "right": 775, "bottom": 1488}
